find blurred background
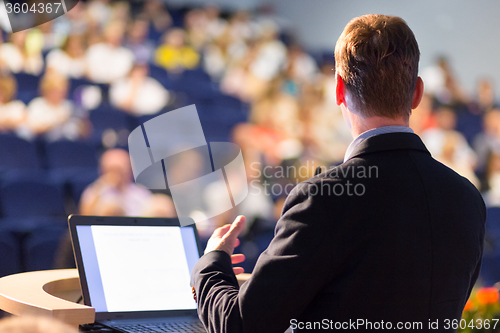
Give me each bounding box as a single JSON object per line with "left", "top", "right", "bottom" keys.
{"left": 0, "top": 0, "right": 500, "bottom": 294}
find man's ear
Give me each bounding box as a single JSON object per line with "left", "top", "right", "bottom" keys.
{"left": 336, "top": 73, "right": 346, "bottom": 106}
{"left": 411, "top": 77, "right": 424, "bottom": 109}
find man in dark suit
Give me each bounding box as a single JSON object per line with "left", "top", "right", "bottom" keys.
{"left": 191, "top": 14, "right": 485, "bottom": 332}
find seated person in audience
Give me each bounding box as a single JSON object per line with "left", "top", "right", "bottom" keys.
{"left": 0, "top": 73, "right": 26, "bottom": 132}
{"left": 483, "top": 151, "right": 500, "bottom": 207}
{"left": 154, "top": 28, "right": 200, "bottom": 73}
{"left": 109, "top": 63, "right": 170, "bottom": 115}
{"left": 0, "top": 316, "right": 78, "bottom": 333}
{"left": 23, "top": 73, "right": 85, "bottom": 140}
{"left": 474, "top": 77, "right": 498, "bottom": 113}
{"left": 46, "top": 34, "right": 87, "bottom": 79}
{"left": 474, "top": 109, "right": 500, "bottom": 174}
{"left": 124, "top": 17, "right": 156, "bottom": 64}
{"left": 421, "top": 107, "right": 478, "bottom": 186}
{"left": 85, "top": 21, "right": 134, "bottom": 83}
{"left": 142, "top": 193, "right": 177, "bottom": 218}
{"left": 86, "top": 0, "right": 113, "bottom": 29}
{"left": 80, "top": 149, "right": 151, "bottom": 216}
{"left": 284, "top": 44, "right": 318, "bottom": 85}
{"left": 203, "top": 27, "right": 247, "bottom": 81}
{"left": 184, "top": 9, "right": 210, "bottom": 50}
{"left": 0, "top": 30, "right": 44, "bottom": 75}
{"left": 140, "top": 0, "right": 172, "bottom": 42}
{"left": 233, "top": 78, "right": 302, "bottom": 165}
{"left": 409, "top": 93, "right": 436, "bottom": 135}
{"left": 204, "top": 5, "right": 228, "bottom": 42}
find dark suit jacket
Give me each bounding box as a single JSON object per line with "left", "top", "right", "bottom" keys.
{"left": 191, "top": 132, "right": 486, "bottom": 332}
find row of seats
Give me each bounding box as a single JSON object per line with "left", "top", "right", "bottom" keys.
{"left": 481, "top": 207, "right": 500, "bottom": 285}
{"left": 0, "top": 223, "right": 67, "bottom": 277}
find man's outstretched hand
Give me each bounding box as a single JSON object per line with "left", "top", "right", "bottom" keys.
{"left": 205, "top": 215, "right": 246, "bottom": 275}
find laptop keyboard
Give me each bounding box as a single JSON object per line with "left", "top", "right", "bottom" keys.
{"left": 112, "top": 321, "right": 206, "bottom": 333}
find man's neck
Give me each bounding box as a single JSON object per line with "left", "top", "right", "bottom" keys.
{"left": 350, "top": 115, "right": 409, "bottom": 138}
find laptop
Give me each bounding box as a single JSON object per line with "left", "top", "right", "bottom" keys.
{"left": 69, "top": 215, "right": 206, "bottom": 333}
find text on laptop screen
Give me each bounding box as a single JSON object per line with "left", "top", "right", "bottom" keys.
{"left": 76, "top": 225, "right": 199, "bottom": 313}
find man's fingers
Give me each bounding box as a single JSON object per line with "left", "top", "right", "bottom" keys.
{"left": 233, "top": 267, "right": 245, "bottom": 275}
{"left": 224, "top": 216, "right": 246, "bottom": 240}
{"left": 234, "top": 238, "right": 240, "bottom": 248}
{"left": 212, "top": 224, "right": 232, "bottom": 237}
{"left": 231, "top": 253, "right": 245, "bottom": 264}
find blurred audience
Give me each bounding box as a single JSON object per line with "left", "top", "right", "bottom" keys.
{"left": 0, "top": 0, "right": 498, "bottom": 278}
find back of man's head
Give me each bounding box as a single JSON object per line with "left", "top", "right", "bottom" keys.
{"left": 335, "top": 14, "right": 420, "bottom": 119}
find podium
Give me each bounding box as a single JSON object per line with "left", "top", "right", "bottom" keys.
{"left": 0, "top": 269, "right": 251, "bottom": 326}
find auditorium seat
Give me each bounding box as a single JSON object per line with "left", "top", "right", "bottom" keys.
{"left": 45, "top": 140, "right": 99, "bottom": 169}
{"left": 23, "top": 223, "right": 68, "bottom": 272}
{"left": 13, "top": 73, "right": 40, "bottom": 104}
{"left": 481, "top": 207, "right": 500, "bottom": 285}
{"left": 0, "top": 226, "right": 21, "bottom": 277}
{"left": 0, "top": 175, "right": 65, "bottom": 218}
{"left": 0, "top": 135, "right": 41, "bottom": 172}
{"left": 45, "top": 140, "right": 99, "bottom": 184}
{"left": 89, "top": 106, "right": 135, "bottom": 147}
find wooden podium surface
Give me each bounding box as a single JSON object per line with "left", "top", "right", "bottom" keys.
{"left": 0, "top": 269, "right": 251, "bottom": 326}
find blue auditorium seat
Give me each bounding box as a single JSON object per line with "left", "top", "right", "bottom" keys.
{"left": 0, "top": 134, "right": 41, "bottom": 171}
{"left": 23, "top": 223, "right": 68, "bottom": 271}
{"left": 0, "top": 226, "right": 21, "bottom": 277}
{"left": 69, "top": 172, "right": 99, "bottom": 205}
{"left": 13, "top": 73, "right": 40, "bottom": 104}
{"left": 480, "top": 207, "right": 500, "bottom": 285}
{"left": 45, "top": 140, "right": 99, "bottom": 169}
{"left": 89, "top": 106, "right": 135, "bottom": 147}
{"left": 0, "top": 175, "right": 65, "bottom": 217}
{"left": 45, "top": 140, "right": 100, "bottom": 186}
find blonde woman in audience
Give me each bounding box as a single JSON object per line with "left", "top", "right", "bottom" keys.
{"left": 85, "top": 21, "right": 134, "bottom": 83}
{"left": 24, "top": 73, "right": 83, "bottom": 140}
{"left": 0, "top": 316, "right": 78, "bottom": 333}
{"left": 46, "top": 34, "right": 87, "bottom": 79}
{"left": 110, "top": 63, "right": 170, "bottom": 115}
{"left": 0, "top": 30, "right": 44, "bottom": 75}
{"left": 155, "top": 28, "right": 200, "bottom": 73}
{"left": 80, "top": 149, "right": 151, "bottom": 216}
{"left": 0, "top": 74, "right": 26, "bottom": 133}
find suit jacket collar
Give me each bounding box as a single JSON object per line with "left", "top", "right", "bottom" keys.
{"left": 347, "top": 132, "right": 430, "bottom": 161}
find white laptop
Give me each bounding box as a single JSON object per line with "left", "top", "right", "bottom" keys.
{"left": 68, "top": 215, "right": 206, "bottom": 333}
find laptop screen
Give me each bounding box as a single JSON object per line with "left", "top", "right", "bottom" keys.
{"left": 75, "top": 224, "right": 199, "bottom": 313}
